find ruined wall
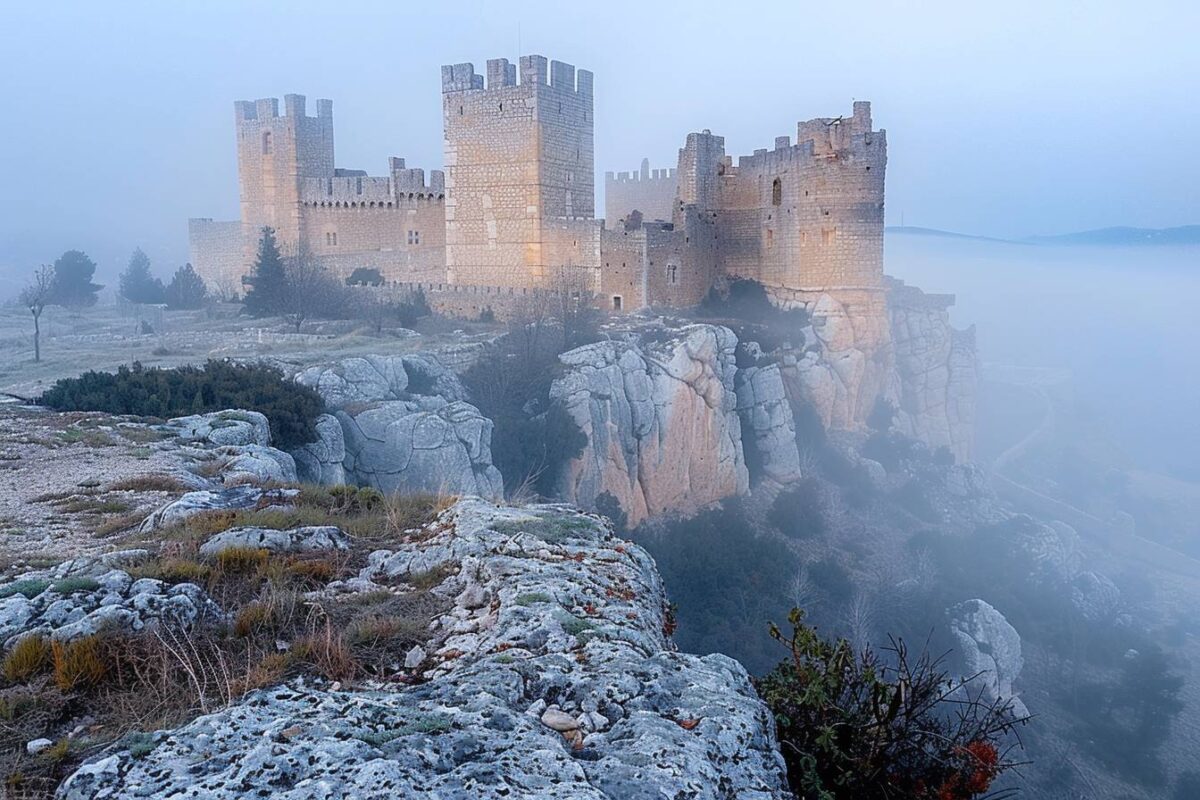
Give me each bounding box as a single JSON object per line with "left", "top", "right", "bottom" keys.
{"left": 605, "top": 159, "right": 678, "bottom": 223}
{"left": 442, "top": 56, "right": 597, "bottom": 288}
{"left": 716, "top": 102, "right": 886, "bottom": 293}
{"left": 187, "top": 218, "right": 243, "bottom": 295}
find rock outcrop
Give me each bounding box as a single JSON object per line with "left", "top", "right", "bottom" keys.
{"left": 197, "top": 525, "right": 349, "bottom": 558}
{"left": 138, "top": 486, "right": 297, "bottom": 533}
{"left": 550, "top": 325, "right": 749, "bottom": 527}
{"left": 291, "top": 413, "right": 347, "bottom": 486}
{"left": 769, "top": 283, "right": 978, "bottom": 463}
{"left": 59, "top": 498, "right": 790, "bottom": 800}
{"left": 947, "top": 598, "right": 1028, "bottom": 718}
{"left": 888, "top": 279, "right": 978, "bottom": 463}
{"left": 773, "top": 290, "right": 893, "bottom": 434}
{"left": 295, "top": 354, "right": 503, "bottom": 498}
{"left": 735, "top": 363, "right": 802, "bottom": 486}
{"left": 163, "top": 410, "right": 299, "bottom": 485}
{"left": 0, "top": 559, "right": 219, "bottom": 648}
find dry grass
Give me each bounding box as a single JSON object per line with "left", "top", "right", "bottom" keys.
{"left": 50, "top": 638, "right": 106, "bottom": 692}
{"left": 105, "top": 475, "right": 188, "bottom": 493}
{"left": 2, "top": 637, "right": 49, "bottom": 684}
{"left": 93, "top": 511, "right": 148, "bottom": 538}
{"left": 0, "top": 485, "right": 454, "bottom": 797}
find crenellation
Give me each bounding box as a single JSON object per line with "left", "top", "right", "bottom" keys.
{"left": 196, "top": 61, "right": 887, "bottom": 324}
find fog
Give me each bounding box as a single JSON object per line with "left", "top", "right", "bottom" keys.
{"left": 1, "top": 3, "right": 1198, "bottom": 799}
{"left": 888, "top": 232, "right": 1200, "bottom": 481}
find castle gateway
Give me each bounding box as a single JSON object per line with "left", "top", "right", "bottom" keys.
{"left": 188, "top": 55, "right": 885, "bottom": 317}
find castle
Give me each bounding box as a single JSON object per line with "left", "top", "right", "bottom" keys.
{"left": 188, "top": 54, "right": 886, "bottom": 319}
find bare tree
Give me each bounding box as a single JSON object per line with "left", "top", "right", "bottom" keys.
{"left": 845, "top": 589, "right": 877, "bottom": 654}
{"left": 549, "top": 266, "right": 600, "bottom": 351}
{"left": 19, "top": 264, "right": 54, "bottom": 362}
{"left": 280, "top": 249, "right": 331, "bottom": 334}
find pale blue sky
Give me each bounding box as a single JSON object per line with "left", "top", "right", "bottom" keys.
{"left": 1, "top": 0, "right": 1196, "bottom": 284}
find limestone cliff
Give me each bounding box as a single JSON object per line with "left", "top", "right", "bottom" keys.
{"left": 549, "top": 325, "right": 749, "bottom": 528}
{"left": 57, "top": 498, "right": 790, "bottom": 799}
{"left": 887, "top": 279, "right": 978, "bottom": 462}
{"left": 770, "top": 284, "right": 977, "bottom": 462}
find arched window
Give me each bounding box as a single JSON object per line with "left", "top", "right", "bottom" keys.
{"left": 771, "top": 177, "right": 782, "bottom": 206}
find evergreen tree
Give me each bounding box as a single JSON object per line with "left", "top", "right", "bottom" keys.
{"left": 118, "top": 248, "right": 166, "bottom": 304}
{"left": 165, "top": 263, "right": 208, "bottom": 309}
{"left": 243, "top": 227, "right": 287, "bottom": 316}
{"left": 50, "top": 250, "right": 103, "bottom": 308}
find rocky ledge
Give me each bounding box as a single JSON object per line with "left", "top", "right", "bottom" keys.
{"left": 58, "top": 498, "right": 790, "bottom": 799}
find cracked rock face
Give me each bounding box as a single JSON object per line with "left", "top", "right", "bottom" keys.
{"left": 138, "top": 486, "right": 298, "bottom": 533}
{"left": 888, "top": 283, "right": 978, "bottom": 463}
{"left": 295, "top": 355, "right": 502, "bottom": 498}
{"left": 947, "top": 598, "right": 1028, "bottom": 718}
{"left": 550, "top": 325, "right": 749, "bottom": 528}
{"left": 0, "top": 559, "right": 220, "bottom": 649}
{"left": 58, "top": 498, "right": 789, "bottom": 800}
{"left": 735, "top": 364, "right": 802, "bottom": 486}
{"left": 198, "top": 525, "right": 349, "bottom": 558}
{"left": 291, "top": 413, "right": 347, "bottom": 486}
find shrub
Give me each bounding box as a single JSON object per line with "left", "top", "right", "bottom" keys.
{"left": 51, "top": 637, "right": 108, "bottom": 691}
{"left": 757, "top": 608, "right": 1025, "bottom": 800}
{"left": 0, "top": 580, "right": 49, "bottom": 600}
{"left": 2, "top": 635, "right": 50, "bottom": 683}
{"left": 38, "top": 360, "right": 325, "bottom": 449}
{"left": 345, "top": 267, "right": 384, "bottom": 287}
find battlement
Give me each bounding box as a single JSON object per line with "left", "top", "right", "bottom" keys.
{"left": 234, "top": 94, "right": 333, "bottom": 124}
{"left": 299, "top": 160, "right": 446, "bottom": 205}
{"left": 441, "top": 54, "right": 593, "bottom": 96}
{"left": 605, "top": 159, "right": 677, "bottom": 184}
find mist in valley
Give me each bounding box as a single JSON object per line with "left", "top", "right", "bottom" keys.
{"left": 0, "top": 3, "right": 1197, "bottom": 799}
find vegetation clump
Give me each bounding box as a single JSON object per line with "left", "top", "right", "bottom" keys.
{"left": 38, "top": 360, "right": 325, "bottom": 449}
{"left": 757, "top": 608, "right": 1024, "bottom": 800}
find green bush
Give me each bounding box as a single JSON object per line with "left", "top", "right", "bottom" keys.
{"left": 39, "top": 360, "right": 324, "bottom": 449}
{"left": 757, "top": 608, "right": 1024, "bottom": 800}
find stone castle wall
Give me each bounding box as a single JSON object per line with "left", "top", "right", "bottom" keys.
{"left": 605, "top": 159, "right": 678, "bottom": 223}
{"left": 442, "top": 56, "right": 597, "bottom": 288}
{"left": 186, "top": 219, "right": 242, "bottom": 295}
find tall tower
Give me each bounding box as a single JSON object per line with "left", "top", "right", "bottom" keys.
{"left": 441, "top": 55, "right": 595, "bottom": 287}
{"left": 233, "top": 94, "right": 335, "bottom": 264}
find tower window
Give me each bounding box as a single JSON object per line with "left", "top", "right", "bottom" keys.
{"left": 407, "top": 230, "right": 420, "bottom": 245}
{"left": 667, "top": 264, "right": 678, "bottom": 285}
{"left": 767, "top": 229, "right": 774, "bottom": 247}
{"left": 326, "top": 232, "right": 338, "bottom": 246}
{"left": 261, "top": 131, "right": 272, "bottom": 155}
{"left": 612, "top": 295, "right": 623, "bottom": 311}
{"left": 771, "top": 177, "right": 782, "bottom": 206}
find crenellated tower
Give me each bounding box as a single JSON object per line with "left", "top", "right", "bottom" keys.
{"left": 441, "top": 55, "right": 597, "bottom": 287}
{"left": 233, "top": 94, "right": 335, "bottom": 261}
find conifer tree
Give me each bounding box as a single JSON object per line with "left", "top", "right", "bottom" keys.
{"left": 243, "top": 227, "right": 287, "bottom": 316}
{"left": 164, "top": 263, "right": 208, "bottom": 309}
{"left": 118, "top": 248, "right": 166, "bottom": 304}
{"left": 50, "top": 250, "right": 103, "bottom": 309}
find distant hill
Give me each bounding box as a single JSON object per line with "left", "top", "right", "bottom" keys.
{"left": 1025, "top": 225, "right": 1200, "bottom": 246}
{"left": 885, "top": 226, "right": 1019, "bottom": 244}
{"left": 887, "top": 225, "right": 1200, "bottom": 247}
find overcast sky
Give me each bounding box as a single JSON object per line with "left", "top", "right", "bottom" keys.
{"left": 1, "top": 0, "right": 1196, "bottom": 285}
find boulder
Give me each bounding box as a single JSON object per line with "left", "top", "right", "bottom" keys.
{"left": 163, "top": 410, "right": 272, "bottom": 448}
{"left": 295, "top": 354, "right": 464, "bottom": 409}
{"left": 550, "top": 325, "right": 748, "bottom": 527}
{"left": 137, "top": 486, "right": 298, "bottom": 533}
{"left": 947, "top": 598, "right": 1028, "bottom": 717}
{"left": 0, "top": 562, "right": 220, "bottom": 648}
{"left": 198, "top": 526, "right": 349, "bottom": 559}
{"left": 735, "top": 364, "right": 802, "bottom": 485}
{"left": 219, "top": 444, "right": 297, "bottom": 485}
{"left": 60, "top": 498, "right": 789, "bottom": 800}
{"left": 290, "top": 413, "right": 347, "bottom": 486}
{"left": 339, "top": 400, "right": 503, "bottom": 498}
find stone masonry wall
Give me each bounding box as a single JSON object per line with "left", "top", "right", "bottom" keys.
{"left": 187, "top": 218, "right": 243, "bottom": 295}
{"left": 605, "top": 159, "right": 678, "bottom": 223}
{"left": 442, "top": 56, "right": 597, "bottom": 289}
